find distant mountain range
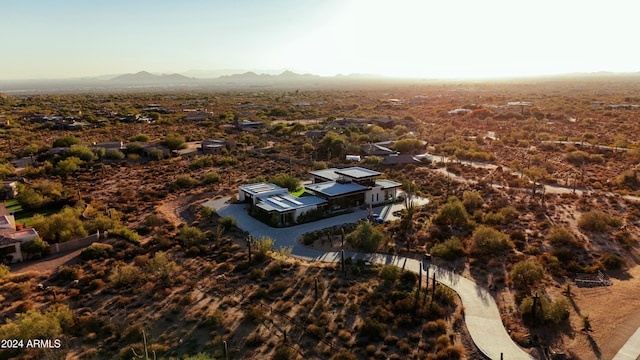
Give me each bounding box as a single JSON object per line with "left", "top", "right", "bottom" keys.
{"left": 2, "top": 70, "right": 640, "bottom": 93}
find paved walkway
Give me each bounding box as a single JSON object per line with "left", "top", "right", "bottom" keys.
{"left": 612, "top": 327, "right": 640, "bottom": 360}
{"left": 203, "top": 197, "right": 533, "bottom": 360}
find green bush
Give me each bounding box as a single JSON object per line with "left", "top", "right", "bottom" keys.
{"left": 430, "top": 237, "right": 466, "bottom": 260}
{"left": 578, "top": 211, "right": 622, "bottom": 232}
{"left": 360, "top": 318, "right": 385, "bottom": 340}
{"left": 104, "top": 149, "right": 125, "bottom": 160}
{"left": 109, "top": 264, "right": 143, "bottom": 288}
{"left": 218, "top": 216, "right": 236, "bottom": 231}
{"left": 175, "top": 174, "right": 200, "bottom": 188}
{"left": 510, "top": 259, "right": 545, "bottom": 290}
{"left": 0, "top": 264, "right": 9, "bottom": 279}
{"left": 80, "top": 243, "right": 113, "bottom": 260}
{"left": 600, "top": 253, "right": 625, "bottom": 269}
{"left": 548, "top": 226, "right": 579, "bottom": 248}
{"left": 470, "top": 225, "right": 513, "bottom": 256}
{"left": 379, "top": 265, "right": 400, "bottom": 282}
{"left": 190, "top": 156, "right": 214, "bottom": 170}
{"left": 435, "top": 197, "right": 468, "bottom": 228}
{"left": 346, "top": 222, "right": 383, "bottom": 252}
{"left": 110, "top": 226, "right": 140, "bottom": 244}
{"left": 179, "top": 226, "right": 206, "bottom": 247}
{"left": 202, "top": 172, "right": 221, "bottom": 184}
{"left": 20, "top": 237, "right": 49, "bottom": 259}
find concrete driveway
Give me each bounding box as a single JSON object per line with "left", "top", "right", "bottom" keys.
{"left": 202, "top": 197, "right": 533, "bottom": 360}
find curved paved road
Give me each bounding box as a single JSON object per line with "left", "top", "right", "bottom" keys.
{"left": 203, "top": 197, "right": 533, "bottom": 360}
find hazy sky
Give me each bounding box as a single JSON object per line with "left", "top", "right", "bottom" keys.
{"left": 2, "top": 0, "right": 639, "bottom": 80}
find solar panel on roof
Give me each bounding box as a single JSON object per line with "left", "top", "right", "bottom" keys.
{"left": 286, "top": 197, "right": 303, "bottom": 205}
{"left": 268, "top": 198, "right": 290, "bottom": 209}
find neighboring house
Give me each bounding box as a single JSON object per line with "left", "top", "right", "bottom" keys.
{"left": 361, "top": 143, "right": 397, "bottom": 157}
{"left": 0, "top": 204, "right": 40, "bottom": 263}
{"left": 201, "top": 139, "right": 236, "bottom": 155}
{"left": 236, "top": 119, "right": 266, "bottom": 131}
{"left": 382, "top": 154, "right": 422, "bottom": 165}
{"left": 0, "top": 181, "right": 17, "bottom": 200}
{"left": 183, "top": 110, "right": 214, "bottom": 122}
{"left": 238, "top": 166, "right": 401, "bottom": 226}
{"left": 91, "top": 141, "right": 125, "bottom": 151}
{"left": 305, "top": 129, "right": 328, "bottom": 140}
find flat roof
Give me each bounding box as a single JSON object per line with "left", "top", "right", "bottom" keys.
{"left": 334, "top": 167, "right": 381, "bottom": 179}
{"left": 375, "top": 179, "right": 402, "bottom": 189}
{"left": 306, "top": 181, "right": 368, "bottom": 197}
{"left": 239, "top": 183, "right": 287, "bottom": 196}
{"left": 256, "top": 194, "right": 326, "bottom": 213}
{"left": 310, "top": 168, "right": 341, "bottom": 181}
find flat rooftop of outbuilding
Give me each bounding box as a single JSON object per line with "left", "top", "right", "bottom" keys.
{"left": 334, "top": 167, "right": 381, "bottom": 179}
{"left": 239, "top": 183, "right": 287, "bottom": 196}
{"left": 306, "top": 181, "right": 368, "bottom": 197}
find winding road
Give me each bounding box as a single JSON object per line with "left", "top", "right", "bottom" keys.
{"left": 202, "top": 196, "right": 534, "bottom": 360}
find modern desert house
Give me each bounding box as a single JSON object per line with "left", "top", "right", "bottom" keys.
{"left": 238, "top": 167, "right": 401, "bottom": 226}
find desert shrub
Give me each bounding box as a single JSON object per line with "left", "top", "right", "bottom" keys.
{"left": 147, "top": 251, "right": 179, "bottom": 284}
{"left": 270, "top": 174, "right": 301, "bottom": 192}
{"left": 423, "top": 319, "right": 447, "bottom": 335}
{"left": 499, "top": 206, "right": 519, "bottom": 221}
{"left": 510, "top": 259, "right": 545, "bottom": 290}
{"left": 20, "top": 237, "right": 49, "bottom": 259}
{"left": 548, "top": 226, "right": 579, "bottom": 248}
{"left": 616, "top": 170, "right": 639, "bottom": 188}
{"left": 470, "top": 225, "right": 513, "bottom": 256}
{"left": 434, "top": 197, "right": 468, "bottom": 228}
{"left": 399, "top": 271, "right": 417, "bottom": 288}
{"left": 578, "top": 211, "right": 622, "bottom": 232}
{"left": 252, "top": 236, "right": 274, "bottom": 262}
{"left": 57, "top": 266, "right": 80, "bottom": 280}
{"left": 110, "top": 226, "right": 140, "bottom": 243}
{"left": 379, "top": 265, "right": 400, "bottom": 282}
{"left": 272, "top": 344, "right": 295, "bottom": 360}
{"left": 179, "top": 226, "right": 206, "bottom": 247}
{"left": 109, "top": 264, "right": 143, "bottom": 288}
{"left": 360, "top": 318, "right": 385, "bottom": 340}
{"left": 175, "top": 174, "right": 200, "bottom": 188}
{"left": 248, "top": 268, "right": 264, "bottom": 281}
{"left": 218, "top": 216, "right": 237, "bottom": 231}
{"left": 520, "top": 295, "right": 569, "bottom": 325}
{"left": 600, "top": 253, "right": 625, "bottom": 269}
{"left": 565, "top": 150, "right": 590, "bottom": 165}
{"left": 436, "top": 346, "right": 463, "bottom": 360}
{"left": 434, "top": 285, "right": 457, "bottom": 307}
{"left": 104, "top": 149, "right": 125, "bottom": 160}
{"left": 80, "top": 243, "right": 113, "bottom": 260}
{"left": 462, "top": 191, "right": 483, "bottom": 211}
{"left": 159, "top": 134, "right": 187, "bottom": 150}
{"left": 189, "top": 156, "right": 214, "bottom": 170}
{"left": 202, "top": 172, "right": 221, "bottom": 184}
{"left": 53, "top": 135, "right": 80, "bottom": 147}
{"left": 484, "top": 211, "right": 505, "bottom": 225}
{"left": 89, "top": 279, "right": 105, "bottom": 290}
{"left": 0, "top": 264, "right": 9, "bottom": 279}
{"left": 0, "top": 304, "right": 73, "bottom": 340}
{"left": 147, "top": 147, "right": 165, "bottom": 160}
{"left": 430, "top": 237, "right": 466, "bottom": 260}
{"left": 346, "top": 222, "right": 383, "bottom": 252}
